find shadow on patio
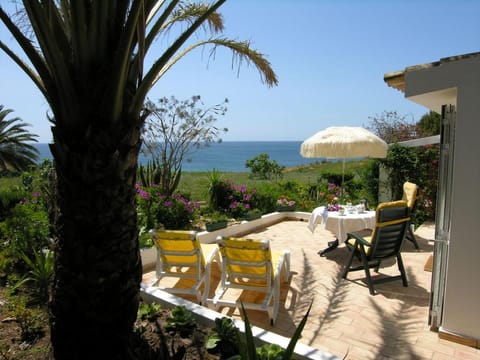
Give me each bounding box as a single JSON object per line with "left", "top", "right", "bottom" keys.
{"left": 143, "top": 220, "right": 480, "bottom": 360}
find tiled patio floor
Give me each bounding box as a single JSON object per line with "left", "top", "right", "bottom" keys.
{"left": 143, "top": 219, "right": 480, "bottom": 360}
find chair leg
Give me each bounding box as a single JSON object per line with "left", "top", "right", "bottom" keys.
{"left": 396, "top": 254, "right": 408, "bottom": 287}
{"left": 271, "top": 278, "right": 280, "bottom": 326}
{"left": 342, "top": 247, "right": 357, "bottom": 279}
{"left": 407, "top": 223, "right": 420, "bottom": 249}
{"left": 361, "top": 254, "right": 375, "bottom": 295}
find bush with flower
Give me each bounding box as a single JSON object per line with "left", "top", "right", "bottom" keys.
{"left": 208, "top": 180, "right": 258, "bottom": 219}
{"left": 310, "top": 182, "right": 343, "bottom": 209}
{"left": 226, "top": 184, "right": 257, "bottom": 218}
{"left": 275, "top": 195, "right": 296, "bottom": 210}
{"left": 136, "top": 184, "right": 199, "bottom": 232}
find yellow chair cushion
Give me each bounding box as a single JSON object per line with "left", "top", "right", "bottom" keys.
{"left": 154, "top": 230, "right": 204, "bottom": 267}
{"left": 347, "top": 235, "right": 373, "bottom": 255}
{"left": 220, "top": 238, "right": 273, "bottom": 279}
{"left": 402, "top": 181, "right": 418, "bottom": 209}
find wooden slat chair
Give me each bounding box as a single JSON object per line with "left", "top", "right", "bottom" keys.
{"left": 402, "top": 181, "right": 420, "bottom": 249}
{"left": 342, "top": 200, "right": 410, "bottom": 295}
{"left": 209, "top": 236, "right": 291, "bottom": 325}
{"left": 151, "top": 230, "right": 220, "bottom": 304}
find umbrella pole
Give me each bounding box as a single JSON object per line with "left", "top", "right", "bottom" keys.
{"left": 341, "top": 158, "right": 345, "bottom": 203}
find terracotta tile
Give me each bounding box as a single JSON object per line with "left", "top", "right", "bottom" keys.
{"left": 143, "top": 220, "right": 480, "bottom": 360}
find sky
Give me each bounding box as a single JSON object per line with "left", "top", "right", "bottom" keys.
{"left": 0, "top": 0, "right": 479, "bottom": 143}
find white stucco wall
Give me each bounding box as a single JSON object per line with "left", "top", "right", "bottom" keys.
{"left": 403, "top": 55, "right": 480, "bottom": 340}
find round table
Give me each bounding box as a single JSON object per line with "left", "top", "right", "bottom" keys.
{"left": 308, "top": 207, "right": 376, "bottom": 243}
{"left": 324, "top": 210, "right": 376, "bottom": 242}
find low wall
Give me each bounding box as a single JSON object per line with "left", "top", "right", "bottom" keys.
{"left": 141, "top": 211, "right": 311, "bottom": 269}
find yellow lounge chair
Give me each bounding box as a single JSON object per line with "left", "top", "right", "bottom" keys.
{"left": 150, "top": 230, "right": 219, "bottom": 304}
{"left": 209, "top": 236, "right": 291, "bottom": 325}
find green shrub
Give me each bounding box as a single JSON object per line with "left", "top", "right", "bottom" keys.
{"left": 0, "top": 195, "right": 50, "bottom": 260}
{"left": 207, "top": 179, "right": 233, "bottom": 212}
{"left": 381, "top": 143, "right": 439, "bottom": 224}
{"left": 165, "top": 305, "right": 197, "bottom": 338}
{"left": 206, "top": 317, "right": 240, "bottom": 358}
{"left": 359, "top": 160, "right": 381, "bottom": 206}
{"left": 245, "top": 153, "right": 285, "bottom": 180}
{"left": 138, "top": 302, "right": 162, "bottom": 321}
{"left": 320, "top": 171, "right": 354, "bottom": 186}
{"left": 7, "top": 296, "right": 45, "bottom": 343}
{"left": 206, "top": 168, "right": 226, "bottom": 210}
{"left": 0, "top": 186, "right": 26, "bottom": 222}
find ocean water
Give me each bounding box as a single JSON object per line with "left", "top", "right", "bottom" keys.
{"left": 34, "top": 141, "right": 321, "bottom": 172}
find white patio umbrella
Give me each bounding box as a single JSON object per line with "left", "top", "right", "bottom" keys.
{"left": 300, "top": 126, "right": 388, "bottom": 198}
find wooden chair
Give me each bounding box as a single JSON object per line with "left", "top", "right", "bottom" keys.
{"left": 402, "top": 181, "right": 420, "bottom": 249}
{"left": 342, "top": 201, "right": 410, "bottom": 295}
{"left": 209, "top": 236, "right": 290, "bottom": 325}
{"left": 150, "top": 230, "right": 219, "bottom": 304}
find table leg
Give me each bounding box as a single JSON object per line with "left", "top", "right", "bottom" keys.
{"left": 318, "top": 238, "right": 339, "bottom": 257}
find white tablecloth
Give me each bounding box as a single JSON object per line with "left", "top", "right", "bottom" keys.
{"left": 308, "top": 207, "right": 376, "bottom": 243}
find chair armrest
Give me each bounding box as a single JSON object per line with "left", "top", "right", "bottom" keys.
{"left": 273, "top": 250, "right": 291, "bottom": 282}
{"left": 205, "top": 246, "right": 220, "bottom": 265}
{"left": 346, "top": 232, "right": 372, "bottom": 247}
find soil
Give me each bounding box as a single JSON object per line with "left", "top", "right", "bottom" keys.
{"left": 0, "top": 288, "right": 219, "bottom": 360}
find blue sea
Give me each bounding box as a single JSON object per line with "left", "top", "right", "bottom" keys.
{"left": 34, "top": 141, "right": 321, "bottom": 172}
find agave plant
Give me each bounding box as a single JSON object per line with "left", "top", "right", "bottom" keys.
{"left": 232, "top": 302, "right": 312, "bottom": 360}
{"left": 0, "top": 1, "right": 277, "bottom": 358}
{"left": 14, "top": 249, "right": 54, "bottom": 305}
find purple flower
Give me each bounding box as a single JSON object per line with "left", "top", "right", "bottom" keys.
{"left": 137, "top": 189, "right": 149, "bottom": 199}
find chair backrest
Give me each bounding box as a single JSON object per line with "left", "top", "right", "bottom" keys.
{"left": 153, "top": 230, "right": 204, "bottom": 269}
{"left": 402, "top": 181, "right": 418, "bottom": 209}
{"left": 369, "top": 201, "right": 410, "bottom": 259}
{"left": 217, "top": 237, "right": 273, "bottom": 286}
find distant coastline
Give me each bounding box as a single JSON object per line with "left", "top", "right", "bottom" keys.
{"left": 34, "top": 141, "right": 320, "bottom": 172}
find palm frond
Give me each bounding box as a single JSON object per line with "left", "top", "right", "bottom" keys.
{"left": 167, "top": 2, "right": 224, "bottom": 33}
{"left": 23, "top": 1, "right": 78, "bottom": 120}
{"left": 0, "top": 6, "right": 51, "bottom": 99}
{"left": 150, "top": 37, "right": 278, "bottom": 90}
{"left": 131, "top": 0, "right": 227, "bottom": 116}
{"left": 103, "top": 0, "right": 145, "bottom": 124}
{"left": 144, "top": 0, "right": 181, "bottom": 53}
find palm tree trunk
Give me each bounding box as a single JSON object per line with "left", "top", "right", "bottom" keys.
{"left": 49, "top": 126, "right": 143, "bottom": 359}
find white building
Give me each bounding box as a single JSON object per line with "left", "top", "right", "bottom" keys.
{"left": 384, "top": 52, "right": 480, "bottom": 347}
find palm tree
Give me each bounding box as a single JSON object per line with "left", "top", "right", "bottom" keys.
{"left": 0, "top": 105, "right": 38, "bottom": 172}
{"left": 0, "top": 2, "right": 277, "bottom": 359}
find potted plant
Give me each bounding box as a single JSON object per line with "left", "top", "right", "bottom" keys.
{"left": 205, "top": 212, "right": 229, "bottom": 232}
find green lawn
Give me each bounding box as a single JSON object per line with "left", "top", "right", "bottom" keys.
{"left": 0, "top": 159, "right": 372, "bottom": 204}
{"left": 177, "top": 159, "right": 371, "bottom": 202}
